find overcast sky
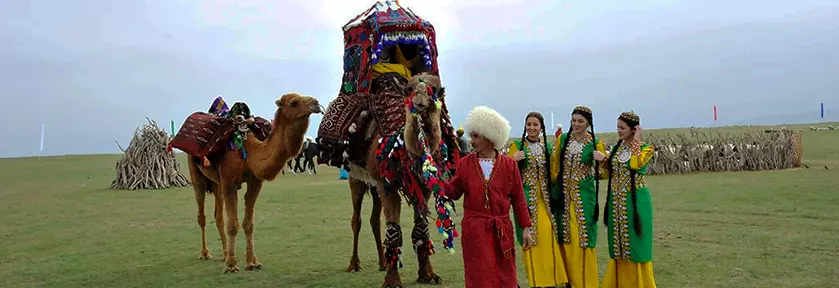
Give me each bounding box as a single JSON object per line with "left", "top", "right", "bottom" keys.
{"left": 2, "top": 0, "right": 838, "bottom": 157}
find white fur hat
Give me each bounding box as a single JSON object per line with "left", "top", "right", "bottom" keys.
{"left": 557, "top": 123, "right": 563, "bottom": 130}
{"left": 465, "top": 106, "right": 511, "bottom": 150}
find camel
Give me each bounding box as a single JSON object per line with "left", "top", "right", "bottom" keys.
{"left": 345, "top": 73, "right": 446, "bottom": 287}
{"left": 186, "top": 92, "right": 322, "bottom": 273}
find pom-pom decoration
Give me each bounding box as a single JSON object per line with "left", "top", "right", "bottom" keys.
{"left": 411, "top": 113, "right": 459, "bottom": 252}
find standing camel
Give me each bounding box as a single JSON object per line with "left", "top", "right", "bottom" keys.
{"left": 186, "top": 92, "right": 322, "bottom": 273}
{"left": 344, "top": 74, "right": 451, "bottom": 287}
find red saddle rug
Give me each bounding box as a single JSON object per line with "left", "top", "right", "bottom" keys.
{"left": 370, "top": 72, "right": 409, "bottom": 138}
{"left": 169, "top": 112, "right": 272, "bottom": 158}
{"left": 370, "top": 91, "right": 406, "bottom": 138}
{"left": 318, "top": 92, "right": 369, "bottom": 141}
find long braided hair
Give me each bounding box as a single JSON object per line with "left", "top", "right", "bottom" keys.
{"left": 517, "top": 112, "right": 551, "bottom": 199}
{"left": 557, "top": 106, "right": 601, "bottom": 223}
{"left": 605, "top": 114, "right": 642, "bottom": 236}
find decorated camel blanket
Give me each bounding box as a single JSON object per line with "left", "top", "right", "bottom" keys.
{"left": 317, "top": 73, "right": 410, "bottom": 168}
{"left": 169, "top": 98, "right": 271, "bottom": 159}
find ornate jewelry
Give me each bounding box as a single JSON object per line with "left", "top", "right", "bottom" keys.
{"left": 568, "top": 140, "right": 584, "bottom": 155}
{"left": 617, "top": 148, "right": 631, "bottom": 163}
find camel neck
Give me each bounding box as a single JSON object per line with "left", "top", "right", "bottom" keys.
{"left": 246, "top": 116, "right": 309, "bottom": 180}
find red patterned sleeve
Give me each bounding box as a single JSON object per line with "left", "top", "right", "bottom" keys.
{"left": 509, "top": 160, "right": 532, "bottom": 228}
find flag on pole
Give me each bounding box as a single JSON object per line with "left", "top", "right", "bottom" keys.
{"left": 40, "top": 123, "right": 45, "bottom": 152}
{"left": 551, "top": 112, "right": 555, "bottom": 130}
{"left": 713, "top": 105, "right": 718, "bottom": 121}
{"left": 821, "top": 103, "right": 825, "bottom": 119}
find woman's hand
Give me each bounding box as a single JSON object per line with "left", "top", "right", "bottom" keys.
{"left": 593, "top": 151, "right": 606, "bottom": 162}
{"left": 521, "top": 227, "right": 534, "bottom": 251}
{"left": 633, "top": 125, "right": 643, "bottom": 142}
{"left": 512, "top": 151, "right": 525, "bottom": 161}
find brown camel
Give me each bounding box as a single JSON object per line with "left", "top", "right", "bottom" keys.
{"left": 346, "top": 73, "right": 445, "bottom": 287}
{"left": 186, "top": 92, "right": 322, "bottom": 273}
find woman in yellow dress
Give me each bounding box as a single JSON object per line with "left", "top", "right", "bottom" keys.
{"left": 599, "top": 111, "right": 657, "bottom": 288}
{"left": 508, "top": 111, "right": 570, "bottom": 287}
{"left": 551, "top": 106, "right": 605, "bottom": 288}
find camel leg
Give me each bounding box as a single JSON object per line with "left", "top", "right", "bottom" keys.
{"left": 211, "top": 185, "right": 228, "bottom": 259}
{"left": 222, "top": 181, "right": 241, "bottom": 273}
{"left": 414, "top": 191, "right": 442, "bottom": 284}
{"left": 187, "top": 158, "right": 213, "bottom": 260}
{"left": 380, "top": 181, "right": 404, "bottom": 288}
{"left": 194, "top": 182, "right": 212, "bottom": 260}
{"left": 347, "top": 178, "right": 365, "bottom": 272}
{"left": 243, "top": 180, "right": 264, "bottom": 271}
{"left": 370, "top": 184, "right": 386, "bottom": 271}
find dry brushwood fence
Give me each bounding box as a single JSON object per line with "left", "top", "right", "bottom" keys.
{"left": 111, "top": 118, "right": 191, "bottom": 190}
{"left": 603, "top": 128, "right": 803, "bottom": 175}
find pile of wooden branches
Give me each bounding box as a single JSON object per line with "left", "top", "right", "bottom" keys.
{"left": 607, "top": 128, "right": 802, "bottom": 175}
{"left": 110, "top": 118, "right": 190, "bottom": 190}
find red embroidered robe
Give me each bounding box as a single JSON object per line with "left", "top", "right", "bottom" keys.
{"left": 443, "top": 153, "right": 532, "bottom": 288}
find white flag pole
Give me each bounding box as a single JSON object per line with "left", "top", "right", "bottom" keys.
{"left": 39, "top": 123, "right": 45, "bottom": 162}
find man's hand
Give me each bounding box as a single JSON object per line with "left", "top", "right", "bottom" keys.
{"left": 521, "top": 227, "right": 534, "bottom": 251}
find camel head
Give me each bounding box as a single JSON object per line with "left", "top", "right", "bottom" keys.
{"left": 274, "top": 92, "right": 323, "bottom": 122}
{"left": 407, "top": 73, "right": 442, "bottom": 116}
{"left": 403, "top": 73, "right": 444, "bottom": 157}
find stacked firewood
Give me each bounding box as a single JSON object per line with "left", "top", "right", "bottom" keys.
{"left": 110, "top": 118, "right": 191, "bottom": 190}
{"left": 622, "top": 128, "right": 802, "bottom": 175}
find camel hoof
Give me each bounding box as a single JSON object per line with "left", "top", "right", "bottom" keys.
{"left": 246, "top": 262, "right": 264, "bottom": 271}
{"left": 346, "top": 264, "right": 363, "bottom": 272}
{"left": 223, "top": 266, "right": 240, "bottom": 273}
{"left": 200, "top": 249, "right": 212, "bottom": 260}
{"left": 417, "top": 274, "right": 442, "bottom": 285}
{"left": 378, "top": 265, "right": 387, "bottom": 272}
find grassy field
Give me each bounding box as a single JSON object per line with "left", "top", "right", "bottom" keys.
{"left": 1, "top": 123, "right": 838, "bottom": 287}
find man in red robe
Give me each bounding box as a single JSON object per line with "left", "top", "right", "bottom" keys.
{"left": 442, "top": 106, "right": 534, "bottom": 288}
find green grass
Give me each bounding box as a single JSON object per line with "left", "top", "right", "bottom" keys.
{"left": 1, "top": 123, "right": 838, "bottom": 287}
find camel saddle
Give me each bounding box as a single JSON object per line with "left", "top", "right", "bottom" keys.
{"left": 169, "top": 101, "right": 272, "bottom": 159}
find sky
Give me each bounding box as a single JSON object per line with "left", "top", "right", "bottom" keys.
{"left": 1, "top": 0, "right": 838, "bottom": 158}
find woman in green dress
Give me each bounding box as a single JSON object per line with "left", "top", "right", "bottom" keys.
{"left": 599, "top": 111, "right": 657, "bottom": 288}
{"left": 551, "top": 106, "right": 605, "bottom": 288}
